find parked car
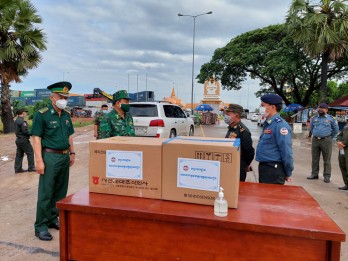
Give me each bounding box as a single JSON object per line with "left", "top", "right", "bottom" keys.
{"left": 257, "top": 113, "right": 266, "bottom": 127}
{"left": 129, "top": 102, "right": 195, "bottom": 138}
{"left": 251, "top": 113, "right": 259, "bottom": 122}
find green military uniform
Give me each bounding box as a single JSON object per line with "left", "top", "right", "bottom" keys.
{"left": 14, "top": 109, "right": 35, "bottom": 173}
{"left": 31, "top": 82, "right": 74, "bottom": 235}
{"left": 95, "top": 110, "right": 110, "bottom": 139}
{"left": 337, "top": 124, "right": 348, "bottom": 189}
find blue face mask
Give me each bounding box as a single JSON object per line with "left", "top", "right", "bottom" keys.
{"left": 224, "top": 115, "right": 232, "bottom": 125}
{"left": 102, "top": 110, "right": 109, "bottom": 115}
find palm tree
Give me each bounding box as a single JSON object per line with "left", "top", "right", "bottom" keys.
{"left": 0, "top": 0, "right": 46, "bottom": 133}
{"left": 286, "top": 0, "right": 348, "bottom": 103}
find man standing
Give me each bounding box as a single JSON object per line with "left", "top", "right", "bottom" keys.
{"left": 336, "top": 123, "right": 348, "bottom": 190}
{"left": 14, "top": 108, "right": 35, "bottom": 173}
{"left": 224, "top": 104, "right": 255, "bottom": 182}
{"left": 31, "top": 81, "right": 75, "bottom": 241}
{"left": 307, "top": 103, "right": 339, "bottom": 183}
{"left": 94, "top": 104, "right": 109, "bottom": 139}
{"left": 108, "top": 90, "right": 135, "bottom": 137}
{"left": 255, "top": 94, "right": 294, "bottom": 185}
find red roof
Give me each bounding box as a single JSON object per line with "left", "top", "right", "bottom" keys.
{"left": 329, "top": 94, "right": 348, "bottom": 107}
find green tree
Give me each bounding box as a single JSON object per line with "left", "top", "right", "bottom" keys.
{"left": 287, "top": 0, "right": 348, "bottom": 103}
{"left": 197, "top": 24, "right": 348, "bottom": 106}
{"left": 0, "top": 0, "right": 46, "bottom": 133}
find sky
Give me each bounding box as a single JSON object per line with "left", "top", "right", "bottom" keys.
{"left": 12, "top": 0, "right": 293, "bottom": 111}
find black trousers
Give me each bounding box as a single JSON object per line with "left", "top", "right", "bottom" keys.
{"left": 258, "top": 162, "right": 286, "bottom": 185}
{"left": 240, "top": 161, "right": 247, "bottom": 182}
{"left": 14, "top": 138, "right": 35, "bottom": 172}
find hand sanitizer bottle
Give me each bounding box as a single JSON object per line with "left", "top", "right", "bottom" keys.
{"left": 214, "top": 187, "right": 228, "bottom": 217}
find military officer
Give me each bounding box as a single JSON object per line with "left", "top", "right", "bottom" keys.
{"left": 224, "top": 104, "right": 255, "bottom": 182}
{"left": 307, "top": 103, "right": 339, "bottom": 183}
{"left": 107, "top": 90, "right": 135, "bottom": 137}
{"left": 14, "top": 108, "right": 35, "bottom": 173}
{"left": 94, "top": 104, "right": 109, "bottom": 139}
{"left": 255, "top": 94, "right": 294, "bottom": 185}
{"left": 336, "top": 123, "right": 348, "bottom": 190}
{"left": 31, "top": 81, "right": 75, "bottom": 241}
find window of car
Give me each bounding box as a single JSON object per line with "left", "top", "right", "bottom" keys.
{"left": 129, "top": 104, "right": 158, "bottom": 117}
{"left": 173, "top": 106, "right": 186, "bottom": 118}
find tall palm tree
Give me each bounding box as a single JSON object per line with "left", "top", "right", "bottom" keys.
{"left": 0, "top": 0, "right": 46, "bottom": 133}
{"left": 287, "top": 0, "right": 348, "bottom": 103}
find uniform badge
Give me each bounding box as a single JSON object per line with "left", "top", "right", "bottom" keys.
{"left": 66, "top": 120, "right": 69, "bottom": 125}
{"left": 280, "top": 127, "right": 289, "bottom": 135}
{"left": 264, "top": 129, "right": 272, "bottom": 134}
{"left": 23, "top": 122, "right": 27, "bottom": 127}
{"left": 229, "top": 132, "right": 237, "bottom": 138}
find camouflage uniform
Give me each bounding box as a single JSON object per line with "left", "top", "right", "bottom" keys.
{"left": 94, "top": 110, "right": 110, "bottom": 139}
{"left": 108, "top": 109, "right": 135, "bottom": 137}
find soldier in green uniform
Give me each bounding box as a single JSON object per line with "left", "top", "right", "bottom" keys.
{"left": 94, "top": 104, "right": 110, "bottom": 139}
{"left": 107, "top": 90, "right": 135, "bottom": 137}
{"left": 224, "top": 104, "right": 255, "bottom": 181}
{"left": 337, "top": 123, "right": 348, "bottom": 190}
{"left": 14, "top": 108, "right": 35, "bottom": 173}
{"left": 31, "top": 81, "right": 75, "bottom": 241}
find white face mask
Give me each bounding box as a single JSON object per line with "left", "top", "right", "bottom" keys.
{"left": 259, "top": 106, "right": 269, "bottom": 118}
{"left": 55, "top": 98, "right": 68, "bottom": 109}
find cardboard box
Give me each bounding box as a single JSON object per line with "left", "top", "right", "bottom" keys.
{"left": 89, "top": 137, "right": 164, "bottom": 199}
{"left": 162, "top": 136, "right": 240, "bottom": 208}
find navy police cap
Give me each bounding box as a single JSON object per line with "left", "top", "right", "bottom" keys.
{"left": 261, "top": 94, "right": 283, "bottom": 105}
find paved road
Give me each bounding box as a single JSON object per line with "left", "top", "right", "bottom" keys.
{"left": 0, "top": 120, "right": 347, "bottom": 260}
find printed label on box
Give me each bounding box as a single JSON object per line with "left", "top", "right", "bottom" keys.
{"left": 106, "top": 150, "right": 143, "bottom": 180}
{"left": 177, "top": 158, "right": 220, "bottom": 192}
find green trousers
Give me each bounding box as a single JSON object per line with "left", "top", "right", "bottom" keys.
{"left": 311, "top": 137, "right": 332, "bottom": 178}
{"left": 34, "top": 152, "right": 70, "bottom": 233}
{"left": 14, "top": 138, "right": 35, "bottom": 172}
{"left": 338, "top": 153, "right": 348, "bottom": 186}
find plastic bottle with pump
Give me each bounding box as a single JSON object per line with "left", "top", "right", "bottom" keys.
{"left": 214, "top": 187, "right": 228, "bottom": 217}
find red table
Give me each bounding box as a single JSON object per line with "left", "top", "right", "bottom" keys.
{"left": 57, "top": 182, "right": 345, "bottom": 261}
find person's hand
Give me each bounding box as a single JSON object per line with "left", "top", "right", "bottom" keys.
{"left": 285, "top": 176, "right": 293, "bottom": 182}
{"left": 94, "top": 132, "right": 98, "bottom": 138}
{"left": 36, "top": 160, "right": 45, "bottom": 175}
{"left": 70, "top": 154, "right": 75, "bottom": 167}
{"left": 246, "top": 165, "right": 252, "bottom": 172}
{"left": 337, "top": 141, "right": 345, "bottom": 149}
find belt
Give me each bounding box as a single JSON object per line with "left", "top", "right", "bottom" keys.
{"left": 313, "top": 136, "right": 331, "bottom": 140}
{"left": 43, "top": 148, "right": 70, "bottom": 154}
{"left": 260, "top": 162, "right": 282, "bottom": 168}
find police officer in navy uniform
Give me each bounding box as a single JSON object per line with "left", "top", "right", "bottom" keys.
{"left": 256, "top": 94, "right": 294, "bottom": 184}
{"left": 31, "top": 81, "right": 75, "bottom": 241}
{"left": 307, "top": 103, "right": 339, "bottom": 183}
{"left": 14, "top": 108, "right": 35, "bottom": 173}
{"left": 224, "top": 104, "right": 255, "bottom": 181}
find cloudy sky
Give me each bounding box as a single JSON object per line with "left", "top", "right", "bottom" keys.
{"left": 12, "top": 0, "right": 293, "bottom": 110}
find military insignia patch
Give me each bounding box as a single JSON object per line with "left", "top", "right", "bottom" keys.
{"left": 229, "top": 132, "right": 237, "bottom": 138}
{"left": 63, "top": 86, "right": 69, "bottom": 93}
{"left": 264, "top": 129, "right": 272, "bottom": 134}
{"left": 23, "top": 122, "right": 27, "bottom": 127}
{"left": 280, "top": 127, "right": 288, "bottom": 135}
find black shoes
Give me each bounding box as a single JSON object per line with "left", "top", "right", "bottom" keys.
{"left": 324, "top": 177, "right": 330, "bottom": 183}
{"left": 28, "top": 168, "right": 36, "bottom": 172}
{"left": 307, "top": 175, "right": 318, "bottom": 180}
{"left": 35, "top": 231, "right": 53, "bottom": 241}
{"left": 48, "top": 221, "right": 60, "bottom": 230}
{"left": 15, "top": 169, "right": 26, "bottom": 174}
{"left": 307, "top": 175, "right": 330, "bottom": 183}
{"left": 339, "top": 185, "right": 348, "bottom": 190}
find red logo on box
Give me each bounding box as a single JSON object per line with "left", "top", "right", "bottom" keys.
{"left": 92, "top": 176, "right": 99, "bottom": 185}
{"left": 183, "top": 165, "right": 189, "bottom": 171}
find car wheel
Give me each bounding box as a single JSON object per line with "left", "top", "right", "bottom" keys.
{"left": 169, "top": 129, "right": 176, "bottom": 138}
{"left": 189, "top": 126, "right": 194, "bottom": 136}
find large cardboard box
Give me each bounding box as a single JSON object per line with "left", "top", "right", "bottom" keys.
{"left": 89, "top": 137, "right": 164, "bottom": 199}
{"left": 162, "top": 136, "right": 240, "bottom": 208}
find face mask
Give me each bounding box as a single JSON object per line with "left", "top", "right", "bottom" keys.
{"left": 318, "top": 109, "right": 325, "bottom": 116}
{"left": 102, "top": 110, "right": 108, "bottom": 115}
{"left": 224, "top": 115, "right": 232, "bottom": 125}
{"left": 120, "top": 104, "right": 130, "bottom": 112}
{"left": 259, "top": 106, "right": 269, "bottom": 118}
{"left": 55, "top": 98, "right": 68, "bottom": 109}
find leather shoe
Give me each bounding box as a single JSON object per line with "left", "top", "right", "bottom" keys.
{"left": 338, "top": 185, "right": 348, "bottom": 190}
{"left": 28, "top": 168, "right": 36, "bottom": 172}
{"left": 15, "top": 169, "right": 26, "bottom": 174}
{"left": 35, "top": 231, "right": 53, "bottom": 241}
{"left": 48, "top": 221, "right": 60, "bottom": 230}
{"left": 307, "top": 175, "right": 318, "bottom": 180}
{"left": 324, "top": 177, "right": 330, "bottom": 183}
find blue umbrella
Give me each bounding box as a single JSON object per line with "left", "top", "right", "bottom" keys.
{"left": 283, "top": 104, "right": 304, "bottom": 112}
{"left": 195, "top": 104, "right": 214, "bottom": 111}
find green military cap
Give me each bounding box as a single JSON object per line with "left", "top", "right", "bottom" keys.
{"left": 47, "top": 81, "right": 72, "bottom": 97}
{"left": 113, "top": 90, "right": 131, "bottom": 102}
{"left": 225, "top": 103, "right": 244, "bottom": 115}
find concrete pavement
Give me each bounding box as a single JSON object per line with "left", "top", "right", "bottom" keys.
{"left": 0, "top": 120, "right": 347, "bottom": 260}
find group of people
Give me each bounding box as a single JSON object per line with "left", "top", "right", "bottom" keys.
{"left": 12, "top": 81, "right": 348, "bottom": 242}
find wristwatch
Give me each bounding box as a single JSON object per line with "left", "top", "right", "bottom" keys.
{"left": 70, "top": 152, "right": 76, "bottom": 155}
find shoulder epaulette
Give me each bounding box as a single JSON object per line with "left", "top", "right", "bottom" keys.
{"left": 275, "top": 117, "right": 283, "bottom": 123}
{"left": 39, "top": 107, "right": 49, "bottom": 114}
{"left": 64, "top": 108, "right": 71, "bottom": 115}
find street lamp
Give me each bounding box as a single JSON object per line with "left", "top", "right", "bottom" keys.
{"left": 178, "top": 11, "right": 212, "bottom": 113}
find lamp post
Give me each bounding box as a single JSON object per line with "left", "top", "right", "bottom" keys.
{"left": 178, "top": 11, "right": 212, "bottom": 113}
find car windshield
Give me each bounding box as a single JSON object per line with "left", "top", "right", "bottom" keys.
{"left": 129, "top": 104, "right": 158, "bottom": 117}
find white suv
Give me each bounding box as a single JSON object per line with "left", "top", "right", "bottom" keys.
{"left": 129, "top": 102, "right": 195, "bottom": 138}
